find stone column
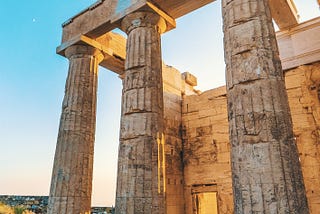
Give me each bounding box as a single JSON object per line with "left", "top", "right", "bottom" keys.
{"left": 48, "top": 45, "right": 103, "bottom": 214}
{"left": 222, "top": 0, "right": 309, "bottom": 213}
{"left": 115, "top": 11, "right": 166, "bottom": 214}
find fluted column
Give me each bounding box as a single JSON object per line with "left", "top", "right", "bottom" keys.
{"left": 222, "top": 0, "right": 309, "bottom": 213}
{"left": 48, "top": 45, "right": 103, "bottom": 214}
{"left": 115, "top": 11, "right": 167, "bottom": 214}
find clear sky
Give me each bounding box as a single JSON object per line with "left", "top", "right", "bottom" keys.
{"left": 0, "top": 0, "right": 318, "bottom": 207}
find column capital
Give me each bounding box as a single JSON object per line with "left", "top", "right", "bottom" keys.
{"left": 121, "top": 11, "right": 167, "bottom": 35}
{"left": 65, "top": 45, "right": 104, "bottom": 62}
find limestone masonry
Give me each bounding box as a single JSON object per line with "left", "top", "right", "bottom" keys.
{"left": 48, "top": 0, "right": 320, "bottom": 213}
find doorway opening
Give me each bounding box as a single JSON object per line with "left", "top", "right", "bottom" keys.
{"left": 192, "top": 184, "right": 218, "bottom": 214}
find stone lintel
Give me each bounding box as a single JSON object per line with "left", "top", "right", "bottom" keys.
{"left": 191, "top": 184, "right": 218, "bottom": 194}
{"left": 277, "top": 17, "right": 320, "bottom": 71}
{"left": 61, "top": 1, "right": 176, "bottom": 44}
{"left": 57, "top": 33, "right": 126, "bottom": 74}
{"left": 59, "top": 0, "right": 301, "bottom": 43}
{"left": 57, "top": 16, "right": 320, "bottom": 76}
{"left": 268, "top": 0, "right": 299, "bottom": 30}
{"left": 151, "top": 0, "right": 214, "bottom": 19}
{"left": 61, "top": 0, "right": 106, "bottom": 28}
{"left": 61, "top": 0, "right": 214, "bottom": 43}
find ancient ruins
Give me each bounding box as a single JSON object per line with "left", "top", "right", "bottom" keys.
{"left": 48, "top": 0, "right": 320, "bottom": 213}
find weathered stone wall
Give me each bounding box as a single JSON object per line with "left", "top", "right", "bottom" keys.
{"left": 181, "top": 62, "right": 320, "bottom": 214}
{"left": 182, "top": 86, "right": 233, "bottom": 214}
{"left": 163, "top": 65, "right": 184, "bottom": 213}
{"left": 286, "top": 62, "right": 320, "bottom": 213}
{"left": 162, "top": 65, "right": 198, "bottom": 213}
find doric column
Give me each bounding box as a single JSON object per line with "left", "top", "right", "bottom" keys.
{"left": 222, "top": 0, "right": 309, "bottom": 213}
{"left": 115, "top": 11, "right": 166, "bottom": 214}
{"left": 48, "top": 45, "right": 103, "bottom": 214}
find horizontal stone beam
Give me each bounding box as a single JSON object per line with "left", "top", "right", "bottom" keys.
{"left": 57, "top": 32, "right": 126, "bottom": 74}
{"left": 58, "top": 0, "right": 316, "bottom": 75}
{"left": 61, "top": 0, "right": 115, "bottom": 42}
{"left": 97, "top": 32, "right": 126, "bottom": 74}
{"left": 61, "top": 0, "right": 176, "bottom": 42}
{"left": 60, "top": 0, "right": 300, "bottom": 45}
{"left": 84, "top": 17, "right": 320, "bottom": 74}
{"left": 60, "top": 0, "right": 301, "bottom": 43}
{"left": 277, "top": 17, "right": 320, "bottom": 70}
{"left": 151, "top": 0, "right": 214, "bottom": 18}
{"left": 60, "top": 0, "right": 214, "bottom": 42}
{"left": 268, "top": 0, "right": 299, "bottom": 30}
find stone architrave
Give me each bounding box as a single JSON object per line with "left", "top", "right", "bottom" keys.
{"left": 115, "top": 11, "right": 167, "bottom": 214}
{"left": 48, "top": 45, "right": 103, "bottom": 214}
{"left": 222, "top": 0, "right": 309, "bottom": 213}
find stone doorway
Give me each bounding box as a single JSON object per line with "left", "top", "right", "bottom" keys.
{"left": 192, "top": 184, "right": 218, "bottom": 214}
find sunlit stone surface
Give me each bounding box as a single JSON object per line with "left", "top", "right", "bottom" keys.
{"left": 48, "top": 0, "right": 320, "bottom": 213}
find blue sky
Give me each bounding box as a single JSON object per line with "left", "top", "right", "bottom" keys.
{"left": 0, "top": 0, "right": 318, "bottom": 207}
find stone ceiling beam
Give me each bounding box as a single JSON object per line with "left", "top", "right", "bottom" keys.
{"left": 60, "top": 0, "right": 300, "bottom": 43}
{"left": 151, "top": 0, "right": 214, "bottom": 18}
{"left": 57, "top": 32, "right": 126, "bottom": 75}
{"left": 57, "top": 1, "right": 177, "bottom": 75}
{"left": 61, "top": 0, "right": 177, "bottom": 43}
{"left": 57, "top": 17, "right": 320, "bottom": 74}
{"left": 59, "top": 0, "right": 215, "bottom": 42}
{"left": 268, "top": 0, "right": 299, "bottom": 30}
{"left": 57, "top": 0, "right": 309, "bottom": 75}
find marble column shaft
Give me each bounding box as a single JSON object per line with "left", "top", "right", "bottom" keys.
{"left": 115, "top": 11, "right": 167, "bottom": 214}
{"left": 48, "top": 45, "right": 103, "bottom": 214}
{"left": 222, "top": 0, "right": 309, "bottom": 213}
